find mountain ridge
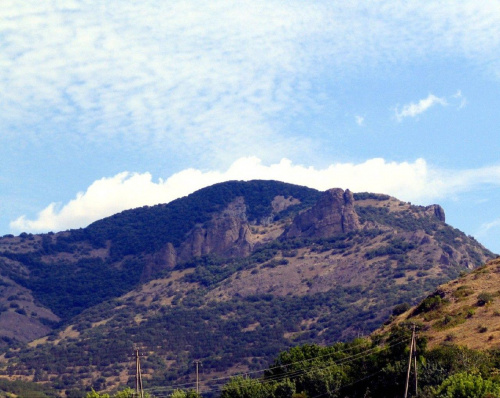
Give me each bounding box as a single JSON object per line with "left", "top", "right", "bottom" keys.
{"left": 0, "top": 180, "right": 495, "bottom": 393}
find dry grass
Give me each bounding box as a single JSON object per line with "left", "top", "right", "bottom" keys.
{"left": 383, "top": 257, "right": 500, "bottom": 350}
{"left": 58, "top": 325, "right": 80, "bottom": 339}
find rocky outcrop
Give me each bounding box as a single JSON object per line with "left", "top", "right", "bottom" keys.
{"left": 142, "top": 242, "right": 177, "bottom": 279}
{"left": 138, "top": 190, "right": 448, "bottom": 281}
{"left": 144, "top": 196, "right": 303, "bottom": 278}
{"left": 271, "top": 195, "right": 300, "bottom": 213}
{"left": 425, "top": 204, "right": 446, "bottom": 222}
{"left": 283, "top": 188, "right": 361, "bottom": 239}
{"left": 177, "top": 197, "right": 253, "bottom": 262}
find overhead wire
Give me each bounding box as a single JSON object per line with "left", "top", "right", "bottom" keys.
{"left": 203, "top": 337, "right": 408, "bottom": 394}
{"left": 147, "top": 337, "right": 407, "bottom": 395}
{"left": 146, "top": 335, "right": 407, "bottom": 393}
{"left": 144, "top": 338, "right": 381, "bottom": 393}
{"left": 144, "top": 335, "right": 410, "bottom": 396}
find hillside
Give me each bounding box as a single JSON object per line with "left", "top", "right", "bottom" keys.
{"left": 0, "top": 180, "right": 321, "bottom": 327}
{"left": 0, "top": 180, "right": 495, "bottom": 393}
{"left": 382, "top": 257, "right": 500, "bottom": 350}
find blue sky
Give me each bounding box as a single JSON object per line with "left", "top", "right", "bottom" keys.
{"left": 1, "top": 1, "right": 500, "bottom": 253}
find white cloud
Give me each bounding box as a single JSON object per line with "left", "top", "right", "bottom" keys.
{"left": 10, "top": 157, "right": 500, "bottom": 233}
{"left": 0, "top": 1, "right": 324, "bottom": 160}
{"left": 393, "top": 90, "right": 470, "bottom": 121}
{"left": 1, "top": 1, "right": 500, "bottom": 159}
{"left": 355, "top": 115, "right": 365, "bottom": 126}
{"left": 394, "top": 94, "right": 447, "bottom": 121}
{"left": 476, "top": 218, "right": 500, "bottom": 239}
{"left": 453, "top": 90, "right": 467, "bottom": 109}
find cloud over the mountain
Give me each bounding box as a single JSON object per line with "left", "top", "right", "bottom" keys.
{"left": 10, "top": 157, "right": 500, "bottom": 233}
{"left": 2, "top": 1, "right": 500, "bottom": 161}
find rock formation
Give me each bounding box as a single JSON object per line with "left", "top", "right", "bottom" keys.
{"left": 177, "top": 197, "right": 253, "bottom": 262}
{"left": 283, "top": 188, "right": 361, "bottom": 239}
{"left": 425, "top": 204, "right": 446, "bottom": 222}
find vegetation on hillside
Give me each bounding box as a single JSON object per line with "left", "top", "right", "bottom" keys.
{"left": 0, "top": 232, "right": 473, "bottom": 392}
{"left": 0, "top": 180, "right": 495, "bottom": 395}
{"left": 84, "top": 180, "right": 321, "bottom": 258}
{"left": 7, "top": 324, "right": 499, "bottom": 398}
{"left": 0, "top": 181, "right": 320, "bottom": 322}
{"left": 190, "top": 325, "right": 500, "bottom": 398}
{"left": 385, "top": 258, "right": 500, "bottom": 351}
{"left": 0, "top": 253, "right": 144, "bottom": 320}
{"left": 0, "top": 378, "right": 59, "bottom": 397}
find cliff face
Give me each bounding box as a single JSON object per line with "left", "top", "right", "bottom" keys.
{"left": 170, "top": 187, "right": 363, "bottom": 268}
{"left": 178, "top": 197, "right": 252, "bottom": 262}
{"left": 142, "top": 197, "right": 254, "bottom": 278}
{"left": 176, "top": 189, "right": 362, "bottom": 262}
{"left": 284, "top": 188, "right": 361, "bottom": 239}
{"left": 141, "top": 192, "right": 458, "bottom": 280}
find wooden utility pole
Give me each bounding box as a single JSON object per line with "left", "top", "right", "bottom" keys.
{"left": 414, "top": 334, "right": 418, "bottom": 395}
{"left": 135, "top": 349, "right": 144, "bottom": 398}
{"left": 404, "top": 324, "right": 418, "bottom": 398}
{"left": 194, "top": 360, "right": 201, "bottom": 395}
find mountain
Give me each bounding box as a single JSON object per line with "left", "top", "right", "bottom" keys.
{"left": 381, "top": 256, "right": 500, "bottom": 350}
{"left": 0, "top": 180, "right": 495, "bottom": 394}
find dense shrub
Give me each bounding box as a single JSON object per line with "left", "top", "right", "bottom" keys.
{"left": 477, "top": 292, "right": 494, "bottom": 306}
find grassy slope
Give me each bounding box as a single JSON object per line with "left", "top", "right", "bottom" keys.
{"left": 381, "top": 257, "right": 500, "bottom": 350}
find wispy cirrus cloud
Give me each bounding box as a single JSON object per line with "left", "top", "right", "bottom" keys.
{"left": 394, "top": 94, "right": 448, "bottom": 121}
{"left": 477, "top": 218, "right": 500, "bottom": 239}
{"left": 394, "top": 90, "right": 470, "bottom": 121}
{"left": 1, "top": 1, "right": 500, "bottom": 161}
{"left": 453, "top": 90, "right": 467, "bottom": 109}
{"left": 10, "top": 157, "right": 500, "bottom": 233}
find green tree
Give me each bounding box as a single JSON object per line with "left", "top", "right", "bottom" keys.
{"left": 113, "top": 388, "right": 136, "bottom": 398}
{"left": 85, "top": 389, "right": 110, "bottom": 398}
{"left": 274, "top": 379, "right": 296, "bottom": 398}
{"left": 85, "top": 388, "right": 151, "bottom": 398}
{"left": 220, "top": 376, "right": 271, "bottom": 398}
{"left": 432, "top": 372, "right": 500, "bottom": 398}
{"left": 170, "top": 389, "right": 202, "bottom": 398}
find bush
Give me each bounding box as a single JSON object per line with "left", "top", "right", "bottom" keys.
{"left": 413, "top": 293, "right": 445, "bottom": 315}
{"left": 392, "top": 303, "right": 411, "bottom": 316}
{"left": 477, "top": 292, "right": 494, "bottom": 306}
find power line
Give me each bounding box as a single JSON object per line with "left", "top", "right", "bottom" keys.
{"left": 147, "top": 335, "right": 409, "bottom": 393}
{"left": 145, "top": 336, "right": 410, "bottom": 395}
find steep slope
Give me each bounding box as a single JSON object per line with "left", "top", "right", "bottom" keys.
{"left": 0, "top": 181, "right": 494, "bottom": 393}
{"left": 382, "top": 257, "right": 500, "bottom": 350}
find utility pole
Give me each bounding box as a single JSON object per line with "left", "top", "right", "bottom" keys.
{"left": 404, "top": 324, "right": 418, "bottom": 398}
{"left": 414, "top": 333, "right": 418, "bottom": 395}
{"left": 135, "top": 349, "right": 144, "bottom": 398}
{"left": 194, "top": 360, "right": 201, "bottom": 395}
